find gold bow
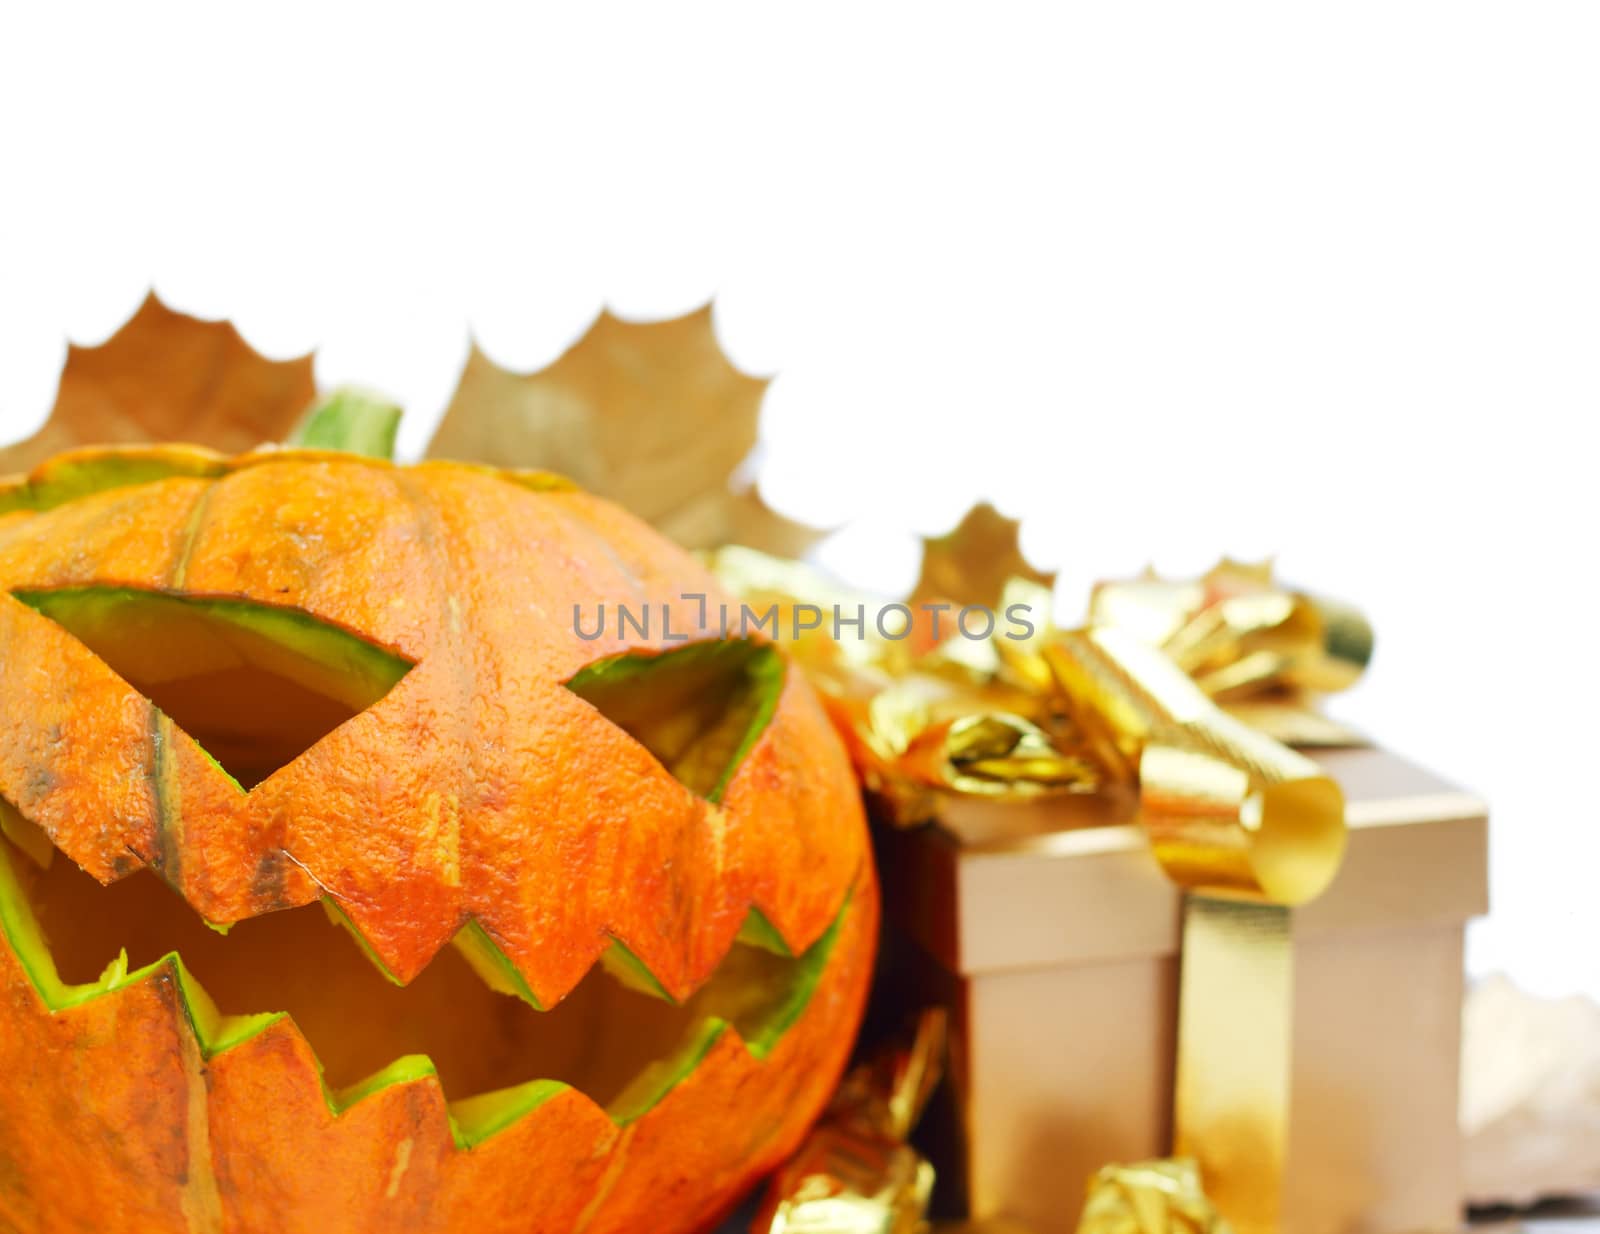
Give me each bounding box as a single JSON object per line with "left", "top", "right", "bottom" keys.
{"left": 1089, "top": 561, "right": 1372, "bottom": 747}
{"left": 708, "top": 548, "right": 1365, "bottom": 907}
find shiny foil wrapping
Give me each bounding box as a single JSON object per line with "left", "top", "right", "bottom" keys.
{"left": 754, "top": 1012, "right": 947, "bottom": 1234}
{"left": 1075, "top": 1160, "right": 1233, "bottom": 1234}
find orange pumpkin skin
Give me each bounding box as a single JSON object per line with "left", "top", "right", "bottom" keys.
{"left": 0, "top": 446, "right": 877, "bottom": 1234}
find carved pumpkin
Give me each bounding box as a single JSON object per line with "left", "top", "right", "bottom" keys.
{"left": 0, "top": 429, "right": 876, "bottom": 1234}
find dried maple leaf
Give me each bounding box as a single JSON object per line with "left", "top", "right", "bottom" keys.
{"left": 426, "top": 306, "right": 821, "bottom": 553}
{"left": 0, "top": 294, "right": 316, "bottom": 474}
{"left": 910, "top": 502, "right": 1056, "bottom": 610}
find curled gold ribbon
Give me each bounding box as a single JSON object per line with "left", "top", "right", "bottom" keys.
{"left": 754, "top": 1011, "right": 947, "bottom": 1234}
{"left": 1076, "top": 1159, "right": 1234, "bottom": 1234}
{"left": 1090, "top": 562, "right": 1374, "bottom": 745}
{"left": 1090, "top": 561, "right": 1374, "bottom": 696}
{"left": 1044, "top": 628, "right": 1345, "bottom": 906}
{"left": 707, "top": 548, "right": 1103, "bottom": 824}
{"left": 708, "top": 550, "right": 1367, "bottom": 838}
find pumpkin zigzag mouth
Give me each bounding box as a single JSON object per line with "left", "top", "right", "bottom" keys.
{"left": 0, "top": 822, "right": 849, "bottom": 1149}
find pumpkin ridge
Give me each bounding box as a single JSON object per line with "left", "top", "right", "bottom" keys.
{"left": 0, "top": 828, "right": 863, "bottom": 1147}
{"left": 412, "top": 457, "right": 578, "bottom": 496}
{"left": 545, "top": 496, "right": 655, "bottom": 608}
{"left": 150, "top": 481, "right": 219, "bottom": 886}
{"left": 0, "top": 444, "right": 585, "bottom": 521}
{"left": 388, "top": 469, "right": 475, "bottom": 928}
{"left": 388, "top": 467, "right": 697, "bottom": 1000}
{"left": 0, "top": 444, "right": 232, "bottom": 515}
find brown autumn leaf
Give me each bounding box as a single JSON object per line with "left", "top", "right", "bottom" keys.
{"left": 426, "top": 305, "right": 823, "bottom": 553}
{"left": 910, "top": 502, "right": 1056, "bottom": 611}
{"left": 0, "top": 293, "right": 317, "bottom": 475}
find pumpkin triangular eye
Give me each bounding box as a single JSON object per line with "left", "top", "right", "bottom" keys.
{"left": 565, "top": 639, "right": 784, "bottom": 803}
{"left": 11, "top": 587, "right": 415, "bottom": 791}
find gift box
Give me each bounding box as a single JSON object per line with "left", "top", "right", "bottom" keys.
{"left": 710, "top": 536, "right": 1492, "bottom": 1233}
{"left": 877, "top": 743, "right": 1488, "bottom": 1234}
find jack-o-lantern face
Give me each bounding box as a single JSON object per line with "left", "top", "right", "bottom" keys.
{"left": 0, "top": 444, "right": 876, "bottom": 1234}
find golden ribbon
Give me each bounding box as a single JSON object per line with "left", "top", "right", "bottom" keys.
{"left": 1090, "top": 562, "right": 1372, "bottom": 748}
{"left": 754, "top": 1011, "right": 947, "bottom": 1234}
{"left": 1076, "top": 1160, "right": 1234, "bottom": 1234}
{"left": 714, "top": 548, "right": 1374, "bottom": 1234}
{"left": 1044, "top": 627, "right": 1345, "bottom": 907}
{"left": 1054, "top": 569, "right": 1367, "bottom": 1232}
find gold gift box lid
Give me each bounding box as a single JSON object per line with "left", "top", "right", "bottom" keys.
{"left": 879, "top": 746, "right": 1489, "bottom": 976}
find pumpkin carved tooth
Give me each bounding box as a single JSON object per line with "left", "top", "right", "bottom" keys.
{"left": 0, "top": 829, "right": 852, "bottom": 1128}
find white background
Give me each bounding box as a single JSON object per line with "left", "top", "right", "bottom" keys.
{"left": 1, "top": 4, "right": 1596, "bottom": 997}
